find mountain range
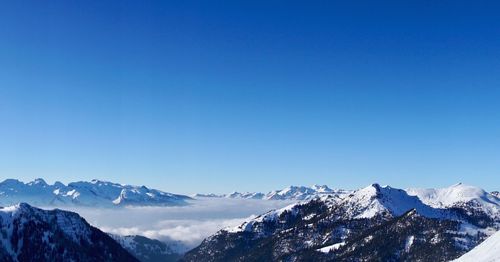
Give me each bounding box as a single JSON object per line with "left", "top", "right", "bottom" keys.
{"left": 0, "top": 179, "right": 498, "bottom": 261}
{"left": 0, "top": 178, "right": 191, "bottom": 208}
{"left": 183, "top": 183, "right": 500, "bottom": 261}
{"left": 193, "top": 185, "right": 352, "bottom": 201}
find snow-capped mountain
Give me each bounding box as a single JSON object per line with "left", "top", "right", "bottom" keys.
{"left": 0, "top": 203, "right": 138, "bottom": 262}
{"left": 183, "top": 183, "right": 499, "bottom": 262}
{"left": 226, "top": 191, "right": 266, "bottom": 199}
{"left": 265, "top": 185, "right": 330, "bottom": 200}
{"left": 194, "top": 184, "right": 351, "bottom": 201}
{"left": 407, "top": 183, "right": 500, "bottom": 220}
{"left": 110, "top": 235, "right": 187, "bottom": 262}
{"left": 0, "top": 178, "right": 191, "bottom": 208}
{"left": 454, "top": 230, "right": 500, "bottom": 262}
{"left": 334, "top": 183, "right": 450, "bottom": 219}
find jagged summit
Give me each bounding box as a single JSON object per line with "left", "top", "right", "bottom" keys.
{"left": 0, "top": 178, "right": 191, "bottom": 208}
{"left": 195, "top": 184, "right": 351, "bottom": 201}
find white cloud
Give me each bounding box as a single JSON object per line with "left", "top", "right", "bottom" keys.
{"left": 63, "top": 198, "right": 291, "bottom": 248}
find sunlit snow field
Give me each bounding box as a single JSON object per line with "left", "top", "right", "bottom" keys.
{"left": 55, "top": 198, "right": 293, "bottom": 248}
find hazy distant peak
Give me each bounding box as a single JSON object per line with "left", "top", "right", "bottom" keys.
{"left": 0, "top": 178, "right": 191, "bottom": 208}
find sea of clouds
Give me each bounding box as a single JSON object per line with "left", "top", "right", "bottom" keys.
{"left": 64, "top": 198, "right": 293, "bottom": 249}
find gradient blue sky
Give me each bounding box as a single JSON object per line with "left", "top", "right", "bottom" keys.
{"left": 0, "top": 1, "right": 499, "bottom": 194}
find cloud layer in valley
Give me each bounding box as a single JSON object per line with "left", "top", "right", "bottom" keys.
{"left": 61, "top": 198, "right": 292, "bottom": 248}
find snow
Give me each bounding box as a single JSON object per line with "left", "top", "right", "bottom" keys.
{"left": 311, "top": 184, "right": 334, "bottom": 193}
{"left": 224, "top": 183, "right": 455, "bottom": 235}
{"left": 407, "top": 183, "right": 500, "bottom": 218}
{"left": 0, "top": 178, "right": 190, "bottom": 208}
{"left": 225, "top": 202, "right": 300, "bottom": 233}
{"left": 341, "top": 184, "right": 446, "bottom": 219}
{"left": 196, "top": 185, "right": 352, "bottom": 201}
{"left": 265, "top": 186, "right": 317, "bottom": 200}
{"left": 317, "top": 242, "right": 345, "bottom": 253}
{"left": 0, "top": 203, "right": 94, "bottom": 260}
{"left": 404, "top": 235, "right": 415, "bottom": 252}
{"left": 0, "top": 204, "right": 20, "bottom": 258}
{"left": 454, "top": 230, "right": 500, "bottom": 262}
{"left": 54, "top": 211, "right": 91, "bottom": 243}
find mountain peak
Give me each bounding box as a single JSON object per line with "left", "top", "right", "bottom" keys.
{"left": 29, "top": 178, "right": 48, "bottom": 186}
{"left": 0, "top": 203, "right": 138, "bottom": 261}
{"left": 406, "top": 183, "right": 500, "bottom": 218}
{"left": 311, "top": 184, "right": 333, "bottom": 193}
{"left": 343, "top": 184, "right": 441, "bottom": 219}
{"left": 0, "top": 178, "right": 190, "bottom": 208}
{"left": 54, "top": 181, "right": 66, "bottom": 187}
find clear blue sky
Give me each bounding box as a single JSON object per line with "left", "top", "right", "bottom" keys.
{"left": 0, "top": 1, "right": 499, "bottom": 194}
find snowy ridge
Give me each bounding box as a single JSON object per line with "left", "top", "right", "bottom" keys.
{"left": 0, "top": 203, "right": 138, "bottom": 261}
{"left": 407, "top": 183, "right": 500, "bottom": 219}
{"left": 0, "top": 178, "right": 191, "bottom": 208}
{"left": 454, "top": 230, "right": 500, "bottom": 262}
{"left": 226, "top": 202, "right": 301, "bottom": 234}
{"left": 224, "top": 183, "right": 465, "bottom": 234}
{"left": 0, "top": 203, "right": 91, "bottom": 247}
{"left": 340, "top": 183, "right": 448, "bottom": 219}
{"left": 185, "top": 183, "right": 500, "bottom": 261}
{"left": 195, "top": 184, "right": 351, "bottom": 201}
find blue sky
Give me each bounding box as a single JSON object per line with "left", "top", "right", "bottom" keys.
{"left": 0, "top": 1, "right": 499, "bottom": 194}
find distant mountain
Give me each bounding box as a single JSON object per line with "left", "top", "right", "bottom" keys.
{"left": 110, "top": 235, "right": 187, "bottom": 262}
{"left": 194, "top": 185, "right": 351, "bottom": 201}
{"left": 454, "top": 230, "right": 500, "bottom": 262}
{"left": 0, "top": 178, "right": 191, "bottom": 208}
{"left": 192, "top": 193, "right": 225, "bottom": 198}
{"left": 183, "top": 183, "right": 499, "bottom": 262}
{"left": 0, "top": 203, "right": 138, "bottom": 262}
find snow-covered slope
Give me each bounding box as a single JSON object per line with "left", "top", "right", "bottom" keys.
{"left": 339, "top": 183, "right": 448, "bottom": 219}
{"left": 265, "top": 185, "right": 325, "bottom": 200}
{"left": 407, "top": 183, "right": 500, "bottom": 219}
{"left": 454, "top": 230, "right": 500, "bottom": 262}
{"left": 0, "top": 203, "right": 138, "bottom": 262}
{"left": 0, "top": 178, "right": 191, "bottom": 208}
{"left": 227, "top": 183, "right": 449, "bottom": 234}
{"left": 186, "top": 183, "right": 499, "bottom": 262}
{"left": 194, "top": 184, "right": 351, "bottom": 201}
